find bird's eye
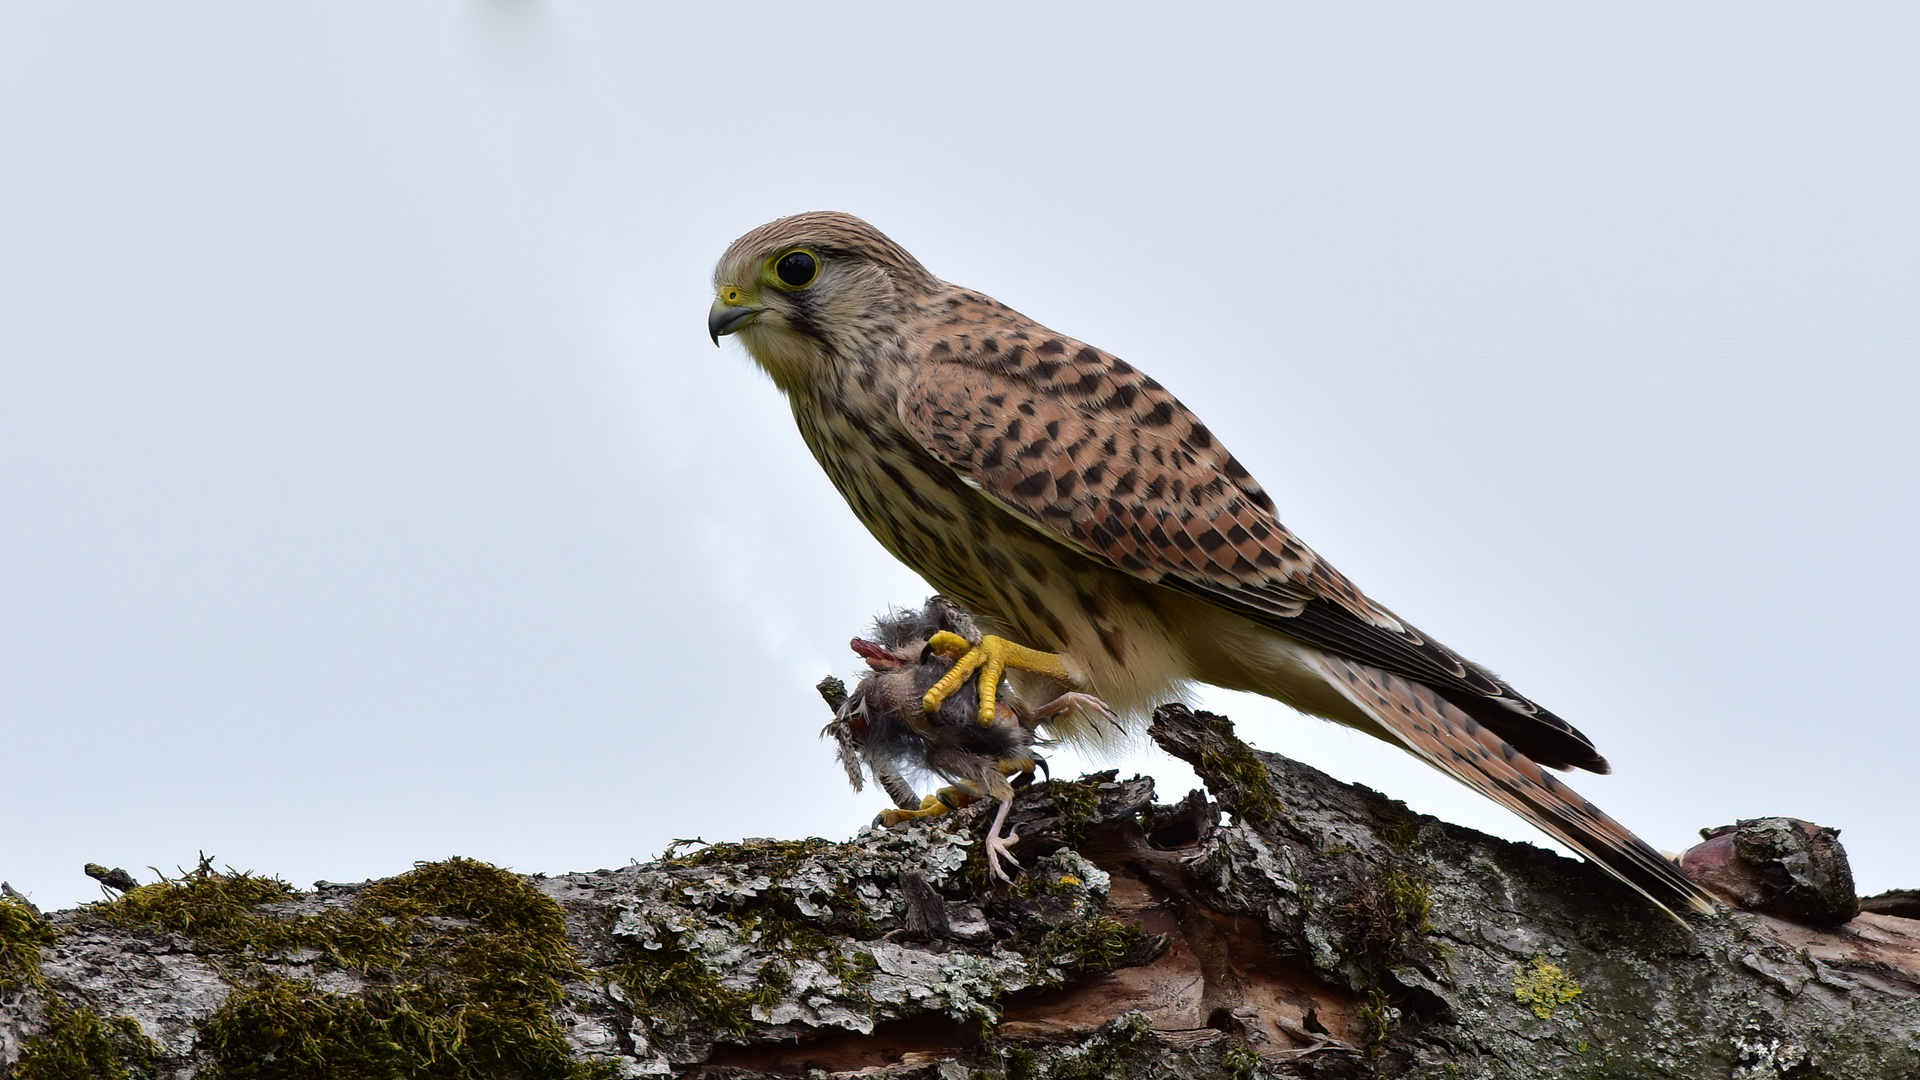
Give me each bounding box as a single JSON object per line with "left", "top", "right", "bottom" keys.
{"left": 773, "top": 249, "right": 819, "bottom": 288}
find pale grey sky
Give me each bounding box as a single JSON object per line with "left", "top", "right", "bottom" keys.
{"left": 4, "top": 3, "right": 1916, "bottom": 914}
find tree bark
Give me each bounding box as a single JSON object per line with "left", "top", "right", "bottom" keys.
{"left": 3, "top": 704, "right": 1915, "bottom": 1078}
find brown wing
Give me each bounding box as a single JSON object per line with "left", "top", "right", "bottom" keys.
{"left": 899, "top": 298, "right": 1607, "bottom": 773}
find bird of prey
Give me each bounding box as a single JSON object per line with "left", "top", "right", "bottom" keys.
{"left": 825, "top": 597, "right": 1056, "bottom": 882}
{"left": 709, "top": 211, "right": 1715, "bottom": 919}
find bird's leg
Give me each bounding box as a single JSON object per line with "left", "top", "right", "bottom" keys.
{"left": 881, "top": 789, "right": 1023, "bottom": 885}
{"left": 878, "top": 783, "right": 981, "bottom": 826}
{"left": 877, "top": 760, "right": 1032, "bottom": 883}
{"left": 922, "top": 631, "right": 1078, "bottom": 724}
{"left": 983, "top": 757, "right": 1035, "bottom": 881}
{"left": 983, "top": 797, "right": 1022, "bottom": 884}
{"left": 876, "top": 767, "right": 923, "bottom": 812}
{"left": 1032, "top": 690, "right": 1122, "bottom": 733}
{"left": 997, "top": 754, "right": 1038, "bottom": 785}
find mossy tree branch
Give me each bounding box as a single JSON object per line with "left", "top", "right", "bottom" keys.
{"left": 3, "top": 705, "right": 1916, "bottom": 1078}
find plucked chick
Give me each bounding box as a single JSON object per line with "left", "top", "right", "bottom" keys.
{"left": 826, "top": 597, "right": 1066, "bottom": 882}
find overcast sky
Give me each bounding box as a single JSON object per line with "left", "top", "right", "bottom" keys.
{"left": 4, "top": 3, "right": 1916, "bottom": 915}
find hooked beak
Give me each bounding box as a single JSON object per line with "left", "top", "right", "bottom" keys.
{"left": 708, "top": 295, "right": 766, "bottom": 345}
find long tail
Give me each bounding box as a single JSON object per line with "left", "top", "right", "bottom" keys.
{"left": 1304, "top": 651, "right": 1717, "bottom": 922}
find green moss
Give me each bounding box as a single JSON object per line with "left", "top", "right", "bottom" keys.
{"left": 1047, "top": 775, "right": 1105, "bottom": 837}
{"left": 607, "top": 876, "right": 881, "bottom": 1040}
{"left": 660, "top": 836, "right": 835, "bottom": 872}
{"left": 742, "top": 903, "right": 877, "bottom": 988}
{"left": 1219, "top": 1042, "right": 1262, "bottom": 1080}
{"left": 196, "top": 976, "right": 402, "bottom": 1079}
{"left": 1373, "top": 807, "right": 1423, "bottom": 852}
{"left": 1035, "top": 913, "right": 1143, "bottom": 977}
{"left": 826, "top": 880, "right": 880, "bottom": 939}
{"left": 608, "top": 937, "right": 784, "bottom": 1040}
{"left": 1512, "top": 955, "right": 1582, "bottom": 1020}
{"left": 1356, "top": 986, "right": 1397, "bottom": 1053}
{"left": 1188, "top": 715, "right": 1282, "bottom": 825}
{"left": 87, "top": 855, "right": 610, "bottom": 1079}
{"left": 225, "top": 856, "right": 613, "bottom": 1079}
{"left": 643, "top": 834, "right": 882, "bottom": 1025}
{"left": 1, "top": 896, "right": 58, "bottom": 991}
{"left": 1339, "top": 863, "right": 1435, "bottom": 972}
{"left": 12, "top": 1003, "right": 162, "bottom": 1080}
{"left": 1009, "top": 865, "right": 1095, "bottom": 902}
{"left": 0, "top": 907, "right": 158, "bottom": 1078}
{"left": 1001, "top": 1042, "right": 1041, "bottom": 1080}
{"left": 1381, "top": 868, "right": 1431, "bottom": 931}
{"left": 200, "top": 966, "right": 613, "bottom": 1080}
{"left": 89, "top": 858, "right": 294, "bottom": 951}
{"left": 356, "top": 856, "right": 569, "bottom": 952}
{"left": 89, "top": 857, "right": 410, "bottom": 972}
{"left": 993, "top": 859, "right": 1148, "bottom": 994}
{"left": 996, "top": 1011, "right": 1154, "bottom": 1080}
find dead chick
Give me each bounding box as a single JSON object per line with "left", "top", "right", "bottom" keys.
{"left": 826, "top": 597, "right": 1093, "bottom": 883}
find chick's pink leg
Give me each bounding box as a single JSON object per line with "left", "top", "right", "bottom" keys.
{"left": 983, "top": 798, "right": 1022, "bottom": 884}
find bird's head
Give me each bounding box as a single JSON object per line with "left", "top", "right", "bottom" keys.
{"left": 709, "top": 211, "right": 938, "bottom": 392}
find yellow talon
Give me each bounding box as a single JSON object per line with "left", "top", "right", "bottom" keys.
{"left": 922, "top": 632, "right": 1074, "bottom": 724}
{"left": 876, "top": 756, "right": 1036, "bottom": 828}
{"left": 879, "top": 785, "right": 979, "bottom": 825}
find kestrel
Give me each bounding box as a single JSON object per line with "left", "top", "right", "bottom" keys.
{"left": 710, "top": 211, "right": 1715, "bottom": 919}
